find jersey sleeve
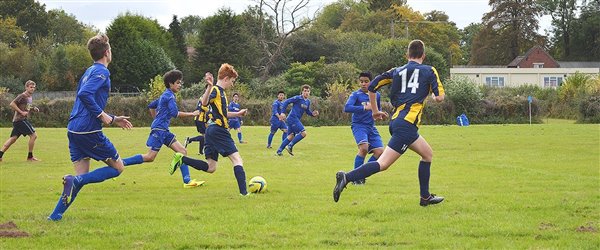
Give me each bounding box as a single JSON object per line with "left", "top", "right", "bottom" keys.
{"left": 430, "top": 67, "right": 445, "bottom": 96}
{"left": 343, "top": 92, "right": 363, "bottom": 113}
{"left": 77, "top": 69, "right": 108, "bottom": 117}
{"left": 281, "top": 96, "right": 297, "bottom": 111}
{"left": 148, "top": 99, "right": 158, "bottom": 109}
{"left": 305, "top": 100, "right": 314, "bottom": 116}
{"left": 369, "top": 68, "right": 395, "bottom": 92}
{"left": 208, "top": 87, "right": 218, "bottom": 104}
{"left": 376, "top": 92, "right": 381, "bottom": 111}
{"left": 272, "top": 101, "right": 280, "bottom": 116}
{"left": 167, "top": 96, "right": 179, "bottom": 118}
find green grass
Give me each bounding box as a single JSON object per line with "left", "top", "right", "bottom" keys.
{"left": 1, "top": 124, "right": 599, "bottom": 249}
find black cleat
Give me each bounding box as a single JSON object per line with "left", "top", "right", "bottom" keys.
{"left": 285, "top": 145, "right": 294, "bottom": 156}
{"left": 276, "top": 151, "right": 283, "bottom": 156}
{"left": 333, "top": 171, "right": 348, "bottom": 202}
{"left": 420, "top": 194, "right": 444, "bottom": 207}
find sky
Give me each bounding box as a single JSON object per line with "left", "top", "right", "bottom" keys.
{"left": 37, "top": 0, "right": 551, "bottom": 32}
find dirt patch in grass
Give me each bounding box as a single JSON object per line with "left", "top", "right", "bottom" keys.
{"left": 0, "top": 221, "right": 30, "bottom": 238}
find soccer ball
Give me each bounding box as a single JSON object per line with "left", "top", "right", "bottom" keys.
{"left": 248, "top": 176, "right": 267, "bottom": 193}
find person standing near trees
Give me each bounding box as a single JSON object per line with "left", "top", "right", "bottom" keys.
{"left": 267, "top": 91, "right": 288, "bottom": 149}
{"left": 333, "top": 40, "right": 446, "bottom": 206}
{"left": 0, "top": 80, "right": 41, "bottom": 162}
{"left": 275, "top": 85, "right": 319, "bottom": 156}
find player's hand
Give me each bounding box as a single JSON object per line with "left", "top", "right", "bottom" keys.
{"left": 113, "top": 116, "right": 133, "bottom": 129}
{"left": 239, "top": 109, "right": 248, "bottom": 117}
{"left": 278, "top": 113, "right": 286, "bottom": 121}
{"left": 204, "top": 72, "right": 214, "bottom": 87}
{"left": 20, "top": 111, "right": 29, "bottom": 116}
{"left": 372, "top": 111, "right": 388, "bottom": 121}
{"left": 191, "top": 110, "right": 200, "bottom": 116}
{"left": 33, "top": 107, "right": 39, "bottom": 112}
{"left": 99, "top": 112, "right": 112, "bottom": 125}
{"left": 363, "top": 102, "right": 372, "bottom": 110}
{"left": 312, "top": 110, "right": 319, "bottom": 116}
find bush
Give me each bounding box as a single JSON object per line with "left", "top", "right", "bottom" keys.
{"left": 443, "top": 75, "right": 482, "bottom": 117}
{"left": 578, "top": 95, "right": 600, "bottom": 123}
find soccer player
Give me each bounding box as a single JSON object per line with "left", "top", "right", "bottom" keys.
{"left": 48, "top": 34, "right": 133, "bottom": 221}
{"left": 275, "top": 85, "right": 319, "bottom": 156}
{"left": 171, "top": 63, "right": 250, "bottom": 196}
{"left": 228, "top": 93, "right": 246, "bottom": 144}
{"left": 123, "top": 70, "right": 206, "bottom": 188}
{"left": 183, "top": 101, "right": 209, "bottom": 155}
{"left": 343, "top": 72, "right": 384, "bottom": 185}
{"left": 0, "top": 80, "right": 40, "bottom": 162}
{"left": 267, "top": 91, "right": 288, "bottom": 148}
{"left": 333, "top": 40, "right": 446, "bottom": 206}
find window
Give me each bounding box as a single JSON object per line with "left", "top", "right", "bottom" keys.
{"left": 533, "top": 63, "right": 544, "bottom": 68}
{"left": 544, "top": 76, "right": 563, "bottom": 87}
{"left": 485, "top": 76, "right": 505, "bottom": 87}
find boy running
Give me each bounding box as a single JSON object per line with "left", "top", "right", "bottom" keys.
{"left": 267, "top": 91, "right": 287, "bottom": 148}
{"left": 275, "top": 85, "right": 319, "bottom": 156}
{"left": 228, "top": 93, "right": 247, "bottom": 144}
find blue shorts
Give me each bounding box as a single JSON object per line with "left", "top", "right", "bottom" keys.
{"left": 68, "top": 132, "right": 119, "bottom": 162}
{"left": 351, "top": 124, "right": 384, "bottom": 152}
{"left": 204, "top": 125, "right": 238, "bottom": 161}
{"left": 270, "top": 118, "right": 287, "bottom": 132}
{"left": 228, "top": 119, "right": 241, "bottom": 129}
{"left": 286, "top": 119, "right": 305, "bottom": 135}
{"left": 195, "top": 120, "right": 206, "bottom": 134}
{"left": 146, "top": 129, "right": 176, "bottom": 151}
{"left": 387, "top": 118, "right": 419, "bottom": 154}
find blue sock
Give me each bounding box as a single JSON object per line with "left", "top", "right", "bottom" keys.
{"left": 237, "top": 132, "right": 243, "bottom": 142}
{"left": 418, "top": 161, "right": 431, "bottom": 198}
{"left": 123, "top": 154, "right": 143, "bottom": 166}
{"left": 183, "top": 156, "right": 209, "bottom": 172}
{"left": 354, "top": 155, "right": 365, "bottom": 170}
{"left": 346, "top": 162, "right": 381, "bottom": 182}
{"left": 75, "top": 166, "right": 120, "bottom": 186}
{"left": 233, "top": 165, "right": 247, "bottom": 195}
{"left": 277, "top": 138, "right": 291, "bottom": 152}
{"left": 368, "top": 155, "right": 377, "bottom": 162}
{"left": 281, "top": 132, "right": 287, "bottom": 142}
{"left": 180, "top": 163, "right": 191, "bottom": 184}
{"left": 289, "top": 134, "right": 304, "bottom": 148}
{"left": 48, "top": 196, "right": 69, "bottom": 221}
{"left": 267, "top": 132, "right": 275, "bottom": 146}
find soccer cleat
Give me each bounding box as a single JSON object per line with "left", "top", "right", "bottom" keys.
{"left": 47, "top": 214, "right": 63, "bottom": 221}
{"left": 352, "top": 179, "right": 366, "bottom": 185}
{"left": 420, "top": 194, "right": 445, "bottom": 207}
{"left": 267, "top": 145, "right": 272, "bottom": 149}
{"left": 169, "top": 153, "right": 184, "bottom": 175}
{"left": 276, "top": 151, "right": 283, "bottom": 156}
{"left": 183, "top": 137, "right": 190, "bottom": 148}
{"left": 240, "top": 141, "right": 248, "bottom": 144}
{"left": 60, "top": 175, "right": 76, "bottom": 206}
{"left": 333, "top": 171, "right": 348, "bottom": 202}
{"left": 285, "top": 145, "right": 294, "bottom": 156}
{"left": 27, "top": 157, "right": 40, "bottom": 162}
{"left": 183, "top": 179, "right": 205, "bottom": 188}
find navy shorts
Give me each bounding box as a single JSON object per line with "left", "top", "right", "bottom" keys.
{"left": 11, "top": 120, "right": 35, "bottom": 137}
{"left": 204, "top": 125, "right": 238, "bottom": 161}
{"left": 146, "top": 129, "right": 176, "bottom": 151}
{"left": 387, "top": 118, "right": 420, "bottom": 154}
{"left": 228, "top": 119, "right": 241, "bottom": 129}
{"left": 195, "top": 120, "right": 206, "bottom": 134}
{"left": 68, "top": 132, "right": 119, "bottom": 162}
{"left": 351, "top": 124, "right": 384, "bottom": 152}
{"left": 286, "top": 119, "right": 305, "bottom": 135}
{"left": 270, "top": 118, "right": 287, "bottom": 132}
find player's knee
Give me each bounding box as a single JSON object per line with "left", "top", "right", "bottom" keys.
{"left": 206, "top": 166, "right": 216, "bottom": 173}
{"left": 30, "top": 133, "right": 37, "bottom": 139}
{"left": 421, "top": 152, "right": 433, "bottom": 162}
{"left": 180, "top": 148, "right": 188, "bottom": 156}
{"left": 143, "top": 154, "right": 155, "bottom": 162}
{"left": 301, "top": 131, "right": 307, "bottom": 137}
{"left": 357, "top": 145, "right": 369, "bottom": 156}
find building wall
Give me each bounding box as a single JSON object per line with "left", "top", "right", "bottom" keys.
{"left": 450, "top": 68, "right": 600, "bottom": 88}
{"left": 517, "top": 47, "right": 560, "bottom": 68}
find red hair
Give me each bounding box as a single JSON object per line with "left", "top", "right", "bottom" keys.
{"left": 217, "top": 63, "right": 238, "bottom": 80}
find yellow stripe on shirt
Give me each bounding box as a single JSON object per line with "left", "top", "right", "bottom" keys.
{"left": 404, "top": 103, "right": 423, "bottom": 124}
{"left": 432, "top": 67, "right": 445, "bottom": 96}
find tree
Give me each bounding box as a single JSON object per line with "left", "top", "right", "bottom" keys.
{"left": 459, "top": 23, "right": 482, "bottom": 64}
{"left": 0, "top": 0, "right": 50, "bottom": 44}
{"left": 0, "top": 17, "right": 26, "bottom": 48}
{"left": 470, "top": 0, "right": 544, "bottom": 65}
{"left": 180, "top": 15, "right": 203, "bottom": 46}
{"left": 364, "top": 0, "right": 406, "bottom": 11}
{"left": 538, "top": 0, "right": 577, "bottom": 59}
{"left": 168, "top": 15, "right": 187, "bottom": 68}
{"left": 568, "top": 0, "right": 600, "bottom": 60}
{"left": 47, "top": 9, "right": 88, "bottom": 44}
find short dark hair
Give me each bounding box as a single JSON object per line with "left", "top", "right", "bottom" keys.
{"left": 277, "top": 91, "right": 285, "bottom": 95}
{"left": 359, "top": 72, "right": 372, "bottom": 80}
{"left": 301, "top": 84, "right": 311, "bottom": 91}
{"left": 87, "top": 33, "right": 110, "bottom": 61}
{"left": 408, "top": 39, "right": 425, "bottom": 59}
{"left": 233, "top": 93, "right": 239, "bottom": 97}
{"left": 163, "top": 69, "right": 183, "bottom": 89}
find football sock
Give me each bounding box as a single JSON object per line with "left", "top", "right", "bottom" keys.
{"left": 233, "top": 165, "right": 248, "bottom": 195}
{"left": 237, "top": 132, "right": 243, "bottom": 142}
{"left": 180, "top": 163, "right": 191, "bottom": 184}
{"left": 49, "top": 197, "right": 69, "bottom": 220}
{"left": 289, "top": 134, "right": 304, "bottom": 148}
{"left": 198, "top": 138, "right": 204, "bottom": 154}
{"left": 281, "top": 132, "right": 287, "bottom": 141}
{"left": 28, "top": 152, "right": 33, "bottom": 158}
{"left": 346, "top": 161, "right": 381, "bottom": 182}
{"left": 418, "top": 161, "right": 431, "bottom": 198}
{"left": 368, "top": 155, "right": 377, "bottom": 162}
{"left": 267, "top": 132, "right": 275, "bottom": 146}
{"left": 182, "top": 156, "right": 209, "bottom": 172}
{"left": 75, "top": 166, "right": 120, "bottom": 186}
{"left": 354, "top": 155, "right": 365, "bottom": 170}
{"left": 122, "top": 154, "right": 143, "bottom": 166}
{"left": 277, "top": 138, "right": 291, "bottom": 152}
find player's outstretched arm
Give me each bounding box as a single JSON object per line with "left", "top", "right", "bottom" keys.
{"left": 228, "top": 109, "right": 248, "bottom": 118}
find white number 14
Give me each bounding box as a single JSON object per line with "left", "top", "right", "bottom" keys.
{"left": 399, "top": 68, "right": 420, "bottom": 94}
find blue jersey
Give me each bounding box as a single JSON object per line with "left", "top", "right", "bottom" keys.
{"left": 67, "top": 63, "right": 111, "bottom": 133}
{"left": 282, "top": 95, "right": 314, "bottom": 122}
{"left": 369, "top": 61, "right": 445, "bottom": 126}
{"left": 344, "top": 90, "right": 381, "bottom": 127}
{"left": 228, "top": 101, "right": 241, "bottom": 122}
{"left": 271, "top": 99, "right": 285, "bottom": 122}
{"left": 150, "top": 89, "right": 178, "bottom": 130}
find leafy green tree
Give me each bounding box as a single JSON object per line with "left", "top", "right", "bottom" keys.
{"left": 459, "top": 23, "right": 482, "bottom": 65}
{"left": 47, "top": 9, "right": 87, "bottom": 44}
{"left": 313, "top": 0, "right": 364, "bottom": 30}
{"left": 364, "top": 0, "right": 406, "bottom": 11}
{"left": 168, "top": 15, "right": 187, "bottom": 69}
{"left": 287, "top": 28, "right": 338, "bottom": 63}
{"left": 0, "top": 17, "right": 25, "bottom": 48}
{"left": 568, "top": 1, "right": 600, "bottom": 60}
{"left": 0, "top": 0, "right": 50, "bottom": 44}
{"left": 538, "top": 0, "right": 577, "bottom": 60}
{"left": 180, "top": 15, "right": 203, "bottom": 45}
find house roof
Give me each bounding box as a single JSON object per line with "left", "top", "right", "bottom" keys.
{"left": 507, "top": 46, "right": 561, "bottom": 68}
{"left": 507, "top": 56, "right": 525, "bottom": 67}
{"left": 558, "top": 61, "right": 600, "bottom": 68}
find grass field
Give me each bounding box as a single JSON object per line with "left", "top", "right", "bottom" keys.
{"left": 1, "top": 123, "right": 598, "bottom": 249}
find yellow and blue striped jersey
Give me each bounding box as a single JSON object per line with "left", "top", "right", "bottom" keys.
{"left": 194, "top": 99, "right": 209, "bottom": 123}
{"left": 207, "top": 85, "right": 229, "bottom": 128}
{"left": 368, "top": 61, "right": 445, "bottom": 126}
